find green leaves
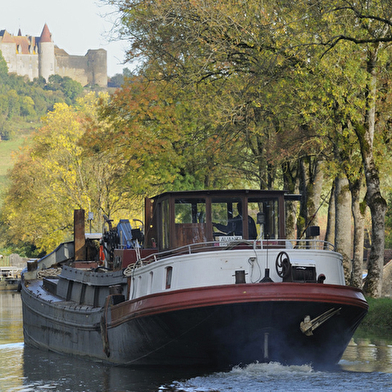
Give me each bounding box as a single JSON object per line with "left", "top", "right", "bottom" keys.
{"left": 0, "top": 93, "right": 140, "bottom": 253}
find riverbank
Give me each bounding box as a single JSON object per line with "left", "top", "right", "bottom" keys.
{"left": 356, "top": 297, "right": 392, "bottom": 338}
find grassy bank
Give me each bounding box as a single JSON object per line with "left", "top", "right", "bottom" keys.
{"left": 356, "top": 297, "right": 392, "bottom": 339}
{"left": 0, "top": 128, "right": 34, "bottom": 203}
{"left": 0, "top": 137, "right": 26, "bottom": 204}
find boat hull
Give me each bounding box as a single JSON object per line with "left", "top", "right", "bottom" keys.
{"left": 21, "top": 281, "right": 367, "bottom": 368}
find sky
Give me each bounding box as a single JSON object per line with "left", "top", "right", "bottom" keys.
{"left": 0, "top": 0, "right": 131, "bottom": 76}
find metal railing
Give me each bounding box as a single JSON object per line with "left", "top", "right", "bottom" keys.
{"left": 133, "top": 238, "right": 335, "bottom": 267}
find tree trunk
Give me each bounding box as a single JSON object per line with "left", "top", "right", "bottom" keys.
{"left": 282, "top": 161, "right": 300, "bottom": 239}
{"left": 349, "top": 178, "right": 366, "bottom": 288}
{"left": 335, "top": 175, "right": 352, "bottom": 284}
{"left": 324, "top": 182, "right": 335, "bottom": 246}
{"left": 362, "top": 181, "right": 386, "bottom": 297}
{"left": 298, "top": 157, "right": 323, "bottom": 239}
{"left": 356, "top": 48, "right": 387, "bottom": 298}
{"left": 311, "top": 164, "right": 323, "bottom": 228}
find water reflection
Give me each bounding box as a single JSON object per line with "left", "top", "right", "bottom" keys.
{"left": 0, "top": 292, "right": 23, "bottom": 343}
{"left": 22, "top": 345, "right": 211, "bottom": 392}
{"left": 0, "top": 291, "right": 213, "bottom": 391}
{"left": 0, "top": 292, "right": 24, "bottom": 391}
{"left": 340, "top": 336, "right": 392, "bottom": 373}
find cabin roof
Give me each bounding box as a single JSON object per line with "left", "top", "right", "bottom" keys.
{"left": 151, "top": 189, "right": 297, "bottom": 201}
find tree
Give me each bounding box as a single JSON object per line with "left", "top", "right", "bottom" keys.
{"left": 105, "top": 0, "right": 325, "bottom": 191}
{"left": 46, "top": 75, "right": 83, "bottom": 104}
{"left": 100, "top": 75, "right": 244, "bottom": 193}
{"left": 46, "top": 74, "right": 63, "bottom": 90}
{"left": 105, "top": 0, "right": 392, "bottom": 297}
{"left": 20, "top": 96, "right": 36, "bottom": 118}
{"left": 0, "top": 50, "right": 8, "bottom": 79}
{"left": 0, "top": 93, "right": 138, "bottom": 254}
{"left": 6, "top": 90, "right": 19, "bottom": 119}
{"left": 61, "top": 77, "right": 84, "bottom": 103}
{"left": 294, "top": 0, "right": 392, "bottom": 296}
{"left": 108, "top": 69, "right": 133, "bottom": 88}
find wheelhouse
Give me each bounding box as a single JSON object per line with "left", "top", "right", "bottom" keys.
{"left": 144, "top": 189, "right": 299, "bottom": 251}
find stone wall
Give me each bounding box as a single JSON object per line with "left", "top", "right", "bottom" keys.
{"left": 16, "top": 54, "right": 39, "bottom": 80}
{"left": 56, "top": 55, "right": 90, "bottom": 86}
{"left": 56, "top": 49, "right": 108, "bottom": 87}
{"left": 87, "top": 49, "right": 107, "bottom": 87}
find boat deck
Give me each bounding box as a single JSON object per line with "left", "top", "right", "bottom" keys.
{"left": 24, "top": 279, "right": 100, "bottom": 311}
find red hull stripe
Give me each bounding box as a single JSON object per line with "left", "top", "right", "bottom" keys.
{"left": 110, "top": 283, "right": 368, "bottom": 327}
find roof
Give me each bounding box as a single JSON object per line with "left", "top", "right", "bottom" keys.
{"left": 54, "top": 46, "right": 68, "bottom": 56}
{"left": 40, "top": 24, "right": 52, "bottom": 43}
{"left": 0, "top": 25, "right": 49, "bottom": 54}
{"left": 14, "top": 36, "right": 30, "bottom": 54}
{"left": 151, "top": 189, "right": 292, "bottom": 201}
{"left": 0, "top": 30, "right": 14, "bottom": 43}
{"left": 0, "top": 31, "right": 36, "bottom": 54}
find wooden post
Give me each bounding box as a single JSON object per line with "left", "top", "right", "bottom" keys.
{"left": 74, "top": 209, "right": 85, "bottom": 261}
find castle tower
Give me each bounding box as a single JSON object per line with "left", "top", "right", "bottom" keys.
{"left": 38, "top": 24, "right": 55, "bottom": 82}
{"left": 87, "top": 49, "right": 107, "bottom": 87}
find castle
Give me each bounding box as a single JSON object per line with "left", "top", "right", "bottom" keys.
{"left": 0, "top": 24, "right": 107, "bottom": 87}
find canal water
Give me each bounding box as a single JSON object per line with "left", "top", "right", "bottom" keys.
{"left": 1, "top": 291, "right": 392, "bottom": 392}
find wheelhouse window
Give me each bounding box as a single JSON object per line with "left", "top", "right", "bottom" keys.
{"left": 175, "top": 198, "right": 206, "bottom": 223}
{"left": 212, "top": 198, "right": 243, "bottom": 238}
{"left": 173, "top": 198, "right": 208, "bottom": 247}
{"left": 248, "top": 198, "right": 279, "bottom": 239}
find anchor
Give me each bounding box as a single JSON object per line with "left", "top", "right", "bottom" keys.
{"left": 300, "top": 307, "right": 342, "bottom": 336}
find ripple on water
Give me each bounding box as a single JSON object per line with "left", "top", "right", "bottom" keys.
{"left": 163, "top": 361, "right": 392, "bottom": 392}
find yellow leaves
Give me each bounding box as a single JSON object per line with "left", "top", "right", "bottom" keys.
{"left": 2, "top": 92, "right": 137, "bottom": 254}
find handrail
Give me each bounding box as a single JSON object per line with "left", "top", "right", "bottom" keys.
{"left": 133, "top": 239, "right": 335, "bottom": 268}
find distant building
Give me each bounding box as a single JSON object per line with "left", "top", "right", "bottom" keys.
{"left": 0, "top": 24, "right": 107, "bottom": 87}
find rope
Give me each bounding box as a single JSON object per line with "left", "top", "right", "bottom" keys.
{"left": 123, "top": 262, "right": 137, "bottom": 277}
{"left": 37, "top": 268, "right": 62, "bottom": 279}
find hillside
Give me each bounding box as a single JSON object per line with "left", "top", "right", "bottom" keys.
{"left": 0, "top": 127, "right": 35, "bottom": 205}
